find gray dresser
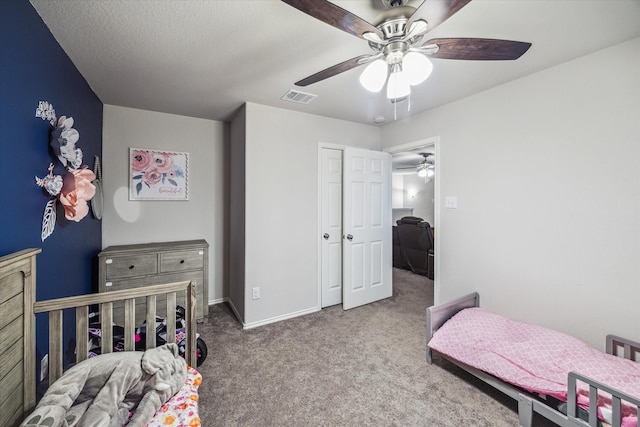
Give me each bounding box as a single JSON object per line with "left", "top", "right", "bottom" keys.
{"left": 98, "top": 240, "right": 208, "bottom": 324}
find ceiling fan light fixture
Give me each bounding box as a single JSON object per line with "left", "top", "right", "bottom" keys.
{"left": 362, "top": 31, "right": 383, "bottom": 44}
{"left": 359, "top": 59, "right": 388, "bottom": 93}
{"left": 386, "top": 64, "right": 411, "bottom": 99}
{"left": 403, "top": 52, "right": 433, "bottom": 86}
{"left": 426, "top": 167, "right": 435, "bottom": 178}
{"left": 406, "top": 19, "right": 428, "bottom": 39}
{"left": 417, "top": 168, "right": 427, "bottom": 178}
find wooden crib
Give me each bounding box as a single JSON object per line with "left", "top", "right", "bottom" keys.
{"left": 0, "top": 248, "right": 197, "bottom": 427}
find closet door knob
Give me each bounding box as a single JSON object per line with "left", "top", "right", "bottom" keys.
{"left": 323, "top": 233, "right": 330, "bottom": 240}
{"left": 346, "top": 234, "right": 353, "bottom": 241}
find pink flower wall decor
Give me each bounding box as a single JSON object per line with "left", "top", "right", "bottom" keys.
{"left": 34, "top": 101, "right": 97, "bottom": 241}
{"left": 130, "top": 148, "right": 189, "bottom": 200}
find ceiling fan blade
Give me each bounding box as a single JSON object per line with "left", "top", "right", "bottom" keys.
{"left": 281, "top": 0, "right": 383, "bottom": 40}
{"left": 424, "top": 38, "right": 532, "bottom": 60}
{"left": 295, "top": 54, "right": 374, "bottom": 87}
{"left": 406, "top": 0, "right": 472, "bottom": 35}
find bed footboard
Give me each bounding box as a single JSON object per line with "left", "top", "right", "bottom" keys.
{"left": 567, "top": 371, "right": 640, "bottom": 427}
{"left": 606, "top": 334, "right": 640, "bottom": 362}
{"left": 33, "top": 280, "right": 197, "bottom": 386}
{"left": 426, "top": 292, "right": 479, "bottom": 364}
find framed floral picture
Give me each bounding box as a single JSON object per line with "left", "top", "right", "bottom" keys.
{"left": 130, "top": 148, "right": 189, "bottom": 200}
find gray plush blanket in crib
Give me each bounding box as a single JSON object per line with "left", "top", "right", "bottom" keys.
{"left": 21, "top": 343, "right": 187, "bottom": 427}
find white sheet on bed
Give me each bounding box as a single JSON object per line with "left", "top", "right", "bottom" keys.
{"left": 428, "top": 307, "right": 639, "bottom": 426}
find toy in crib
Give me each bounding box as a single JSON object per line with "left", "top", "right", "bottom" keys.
{"left": 21, "top": 343, "right": 187, "bottom": 427}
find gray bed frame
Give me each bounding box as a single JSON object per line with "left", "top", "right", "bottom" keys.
{"left": 426, "top": 292, "right": 640, "bottom": 427}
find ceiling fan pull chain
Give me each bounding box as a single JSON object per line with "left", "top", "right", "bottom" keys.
{"left": 394, "top": 98, "right": 397, "bottom": 121}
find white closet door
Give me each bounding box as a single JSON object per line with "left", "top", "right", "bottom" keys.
{"left": 342, "top": 147, "right": 392, "bottom": 310}
{"left": 320, "top": 148, "right": 343, "bottom": 307}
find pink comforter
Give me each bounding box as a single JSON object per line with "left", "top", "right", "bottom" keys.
{"left": 428, "top": 308, "right": 640, "bottom": 426}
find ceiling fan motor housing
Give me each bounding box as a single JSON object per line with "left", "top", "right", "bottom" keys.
{"left": 373, "top": 6, "right": 417, "bottom": 38}
{"left": 381, "top": 0, "right": 409, "bottom": 8}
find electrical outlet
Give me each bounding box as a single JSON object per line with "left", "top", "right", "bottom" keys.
{"left": 252, "top": 287, "right": 260, "bottom": 300}
{"left": 40, "top": 354, "right": 49, "bottom": 382}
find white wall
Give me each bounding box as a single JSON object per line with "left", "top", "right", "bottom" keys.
{"left": 392, "top": 174, "right": 405, "bottom": 208}
{"left": 102, "top": 105, "right": 228, "bottom": 304}
{"left": 240, "top": 102, "right": 381, "bottom": 327}
{"left": 381, "top": 37, "right": 640, "bottom": 349}
{"left": 402, "top": 174, "right": 435, "bottom": 225}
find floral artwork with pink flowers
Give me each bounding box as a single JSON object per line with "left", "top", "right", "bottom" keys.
{"left": 34, "top": 101, "right": 97, "bottom": 241}
{"left": 130, "top": 148, "right": 188, "bottom": 200}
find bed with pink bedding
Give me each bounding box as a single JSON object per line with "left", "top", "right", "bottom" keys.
{"left": 426, "top": 293, "right": 640, "bottom": 427}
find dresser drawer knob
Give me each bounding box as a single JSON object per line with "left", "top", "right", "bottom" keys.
{"left": 180, "top": 260, "right": 185, "bottom": 264}
{"left": 129, "top": 265, "right": 135, "bottom": 270}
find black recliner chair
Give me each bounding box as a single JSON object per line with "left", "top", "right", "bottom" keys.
{"left": 395, "top": 216, "right": 434, "bottom": 278}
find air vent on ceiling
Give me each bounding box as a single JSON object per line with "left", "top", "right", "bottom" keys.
{"left": 281, "top": 90, "right": 317, "bottom": 105}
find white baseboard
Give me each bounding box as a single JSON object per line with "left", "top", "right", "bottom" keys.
{"left": 207, "top": 298, "right": 320, "bottom": 330}
{"left": 242, "top": 306, "right": 320, "bottom": 330}
{"left": 208, "top": 297, "right": 228, "bottom": 306}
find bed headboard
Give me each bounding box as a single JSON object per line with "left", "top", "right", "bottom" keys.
{"left": 0, "top": 248, "right": 41, "bottom": 426}
{"left": 426, "top": 292, "right": 479, "bottom": 364}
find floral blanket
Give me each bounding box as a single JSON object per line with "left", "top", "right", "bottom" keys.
{"left": 147, "top": 367, "right": 202, "bottom": 427}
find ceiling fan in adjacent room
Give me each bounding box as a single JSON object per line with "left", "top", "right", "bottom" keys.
{"left": 397, "top": 153, "right": 435, "bottom": 181}
{"left": 281, "top": 0, "right": 532, "bottom": 101}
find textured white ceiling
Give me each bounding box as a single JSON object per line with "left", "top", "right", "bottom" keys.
{"left": 30, "top": 0, "right": 640, "bottom": 126}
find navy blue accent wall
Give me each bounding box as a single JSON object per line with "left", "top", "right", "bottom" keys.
{"left": 1, "top": 1, "right": 103, "bottom": 361}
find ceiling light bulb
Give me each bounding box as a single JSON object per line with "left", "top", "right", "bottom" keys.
{"left": 403, "top": 52, "right": 433, "bottom": 86}
{"left": 417, "top": 168, "right": 427, "bottom": 178}
{"left": 359, "top": 59, "right": 388, "bottom": 93}
{"left": 386, "top": 65, "right": 411, "bottom": 99}
{"left": 426, "top": 168, "right": 435, "bottom": 178}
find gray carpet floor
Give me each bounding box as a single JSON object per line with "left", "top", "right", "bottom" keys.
{"left": 195, "top": 268, "right": 554, "bottom": 426}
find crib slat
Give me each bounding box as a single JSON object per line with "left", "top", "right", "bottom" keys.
{"left": 76, "top": 306, "right": 88, "bottom": 363}
{"left": 166, "top": 292, "right": 176, "bottom": 344}
{"left": 146, "top": 295, "right": 157, "bottom": 349}
{"left": 101, "top": 302, "right": 113, "bottom": 354}
{"left": 124, "top": 299, "right": 135, "bottom": 351}
{"left": 186, "top": 282, "right": 197, "bottom": 367}
{"left": 48, "top": 310, "right": 63, "bottom": 384}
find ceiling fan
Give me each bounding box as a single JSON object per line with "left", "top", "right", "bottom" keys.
{"left": 281, "top": 0, "right": 532, "bottom": 100}
{"left": 397, "top": 153, "right": 435, "bottom": 179}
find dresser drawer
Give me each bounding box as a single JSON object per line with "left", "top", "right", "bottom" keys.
{"left": 105, "top": 254, "right": 158, "bottom": 279}
{"left": 104, "top": 271, "right": 203, "bottom": 292}
{"left": 160, "top": 250, "right": 204, "bottom": 273}
{"left": 98, "top": 240, "right": 209, "bottom": 321}
{"left": 105, "top": 271, "right": 204, "bottom": 324}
